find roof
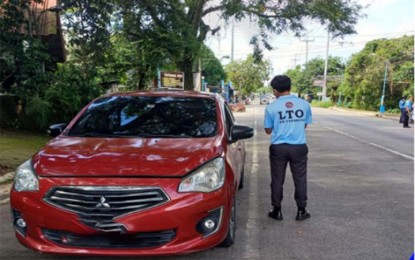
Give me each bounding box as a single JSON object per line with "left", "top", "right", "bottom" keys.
{"left": 102, "top": 90, "right": 218, "bottom": 99}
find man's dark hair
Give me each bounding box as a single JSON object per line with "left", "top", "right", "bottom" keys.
{"left": 270, "top": 75, "right": 291, "bottom": 92}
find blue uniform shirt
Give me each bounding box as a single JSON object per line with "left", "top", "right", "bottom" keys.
{"left": 404, "top": 100, "right": 413, "bottom": 111}
{"left": 264, "top": 95, "right": 312, "bottom": 145}
{"left": 399, "top": 99, "right": 405, "bottom": 110}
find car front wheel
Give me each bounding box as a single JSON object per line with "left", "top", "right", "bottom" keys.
{"left": 218, "top": 199, "right": 236, "bottom": 247}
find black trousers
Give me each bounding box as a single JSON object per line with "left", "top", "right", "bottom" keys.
{"left": 403, "top": 112, "right": 409, "bottom": 127}
{"left": 400, "top": 109, "right": 405, "bottom": 123}
{"left": 269, "top": 144, "right": 308, "bottom": 208}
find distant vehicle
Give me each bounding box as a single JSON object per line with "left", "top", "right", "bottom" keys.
{"left": 260, "top": 94, "right": 277, "bottom": 105}
{"left": 10, "top": 90, "right": 254, "bottom": 256}
{"left": 260, "top": 98, "right": 268, "bottom": 105}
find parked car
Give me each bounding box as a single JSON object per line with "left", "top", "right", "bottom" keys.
{"left": 229, "top": 101, "right": 246, "bottom": 112}
{"left": 10, "top": 90, "right": 254, "bottom": 256}
{"left": 260, "top": 94, "right": 277, "bottom": 105}
{"left": 260, "top": 95, "right": 269, "bottom": 105}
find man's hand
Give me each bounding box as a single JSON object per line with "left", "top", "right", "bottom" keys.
{"left": 265, "top": 128, "right": 272, "bottom": 135}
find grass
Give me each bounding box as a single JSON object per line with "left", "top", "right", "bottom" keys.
{"left": 311, "top": 100, "right": 333, "bottom": 108}
{"left": 0, "top": 129, "right": 51, "bottom": 174}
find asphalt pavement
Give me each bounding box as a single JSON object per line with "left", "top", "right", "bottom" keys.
{"left": 0, "top": 103, "right": 413, "bottom": 259}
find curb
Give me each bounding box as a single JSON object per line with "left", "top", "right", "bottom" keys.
{"left": 0, "top": 183, "right": 12, "bottom": 205}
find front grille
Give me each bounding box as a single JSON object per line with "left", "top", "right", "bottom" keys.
{"left": 43, "top": 228, "right": 176, "bottom": 248}
{"left": 44, "top": 186, "right": 169, "bottom": 232}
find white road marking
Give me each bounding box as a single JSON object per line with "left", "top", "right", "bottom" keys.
{"left": 242, "top": 107, "right": 260, "bottom": 258}
{"left": 316, "top": 123, "right": 414, "bottom": 161}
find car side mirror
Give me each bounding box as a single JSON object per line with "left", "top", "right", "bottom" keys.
{"left": 231, "top": 125, "right": 254, "bottom": 141}
{"left": 48, "top": 123, "right": 67, "bottom": 137}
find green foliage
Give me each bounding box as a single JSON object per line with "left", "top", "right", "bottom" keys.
{"left": 199, "top": 45, "right": 226, "bottom": 86}
{"left": 46, "top": 62, "right": 102, "bottom": 123}
{"left": 0, "top": 0, "right": 54, "bottom": 96}
{"left": 311, "top": 100, "right": 333, "bottom": 108}
{"left": 25, "top": 95, "right": 52, "bottom": 130}
{"left": 256, "top": 86, "right": 273, "bottom": 94}
{"left": 1, "top": 0, "right": 365, "bottom": 131}
{"left": 60, "top": 0, "right": 362, "bottom": 90}
{"left": 339, "top": 35, "right": 414, "bottom": 111}
{"left": 0, "top": 95, "right": 18, "bottom": 128}
{"left": 284, "top": 57, "right": 345, "bottom": 98}
{"left": 386, "top": 108, "right": 400, "bottom": 114}
{"left": 225, "top": 55, "right": 272, "bottom": 95}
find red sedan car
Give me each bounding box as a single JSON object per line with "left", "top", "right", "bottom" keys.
{"left": 10, "top": 90, "right": 253, "bottom": 256}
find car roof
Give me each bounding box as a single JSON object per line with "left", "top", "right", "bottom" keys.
{"left": 102, "top": 89, "right": 217, "bottom": 99}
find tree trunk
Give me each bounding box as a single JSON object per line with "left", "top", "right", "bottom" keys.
{"left": 181, "top": 59, "right": 195, "bottom": 90}
{"left": 138, "top": 71, "right": 146, "bottom": 90}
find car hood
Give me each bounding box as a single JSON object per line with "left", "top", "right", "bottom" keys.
{"left": 33, "top": 136, "right": 224, "bottom": 177}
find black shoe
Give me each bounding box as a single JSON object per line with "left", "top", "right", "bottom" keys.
{"left": 296, "top": 210, "right": 311, "bottom": 221}
{"left": 268, "top": 208, "right": 283, "bottom": 221}
{"left": 404, "top": 126, "right": 411, "bottom": 128}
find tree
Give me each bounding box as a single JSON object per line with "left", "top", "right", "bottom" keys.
{"left": 0, "top": 0, "right": 54, "bottom": 96}
{"left": 199, "top": 45, "right": 226, "bottom": 87}
{"left": 136, "top": 0, "right": 363, "bottom": 90}
{"left": 225, "top": 54, "right": 272, "bottom": 95}
{"left": 58, "top": 0, "right": 363, "bottom": 90}
{"left": 338, "top": 35, "right": 414, "bottom": 110}
{"left": 284, "top": 57, "right": 345, "bottom": 98}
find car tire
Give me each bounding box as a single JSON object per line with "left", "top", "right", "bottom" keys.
{"left": 238, "top": 166, "right": 244, "bottom": 190}
{"left": 218, "top": 199, "right": 236, "bottom": 247}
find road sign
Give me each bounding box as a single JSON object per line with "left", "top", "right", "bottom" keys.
{"left": 161, "top": 72, "right": 184, "bottom": 89}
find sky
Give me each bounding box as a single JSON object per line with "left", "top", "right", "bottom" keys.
{"left": 204, "top": 0, "right": 414, "bottom": 76}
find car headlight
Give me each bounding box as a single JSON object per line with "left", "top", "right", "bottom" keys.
{"left": 14, "top": 160, "right": 39, "bottom": 192}
{"left": 178, "top": 158, "right": 225, "bottom": 193}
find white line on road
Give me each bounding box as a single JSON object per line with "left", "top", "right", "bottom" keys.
{"left": 316, "top": 123, "right": 414, "bottom": 160}
{"left": 242, "top": 108, "right": 260, "bottom": 259}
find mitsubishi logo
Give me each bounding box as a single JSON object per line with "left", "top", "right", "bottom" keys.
{"left": 95, "top": 196, "right": 110, "bottom": 208}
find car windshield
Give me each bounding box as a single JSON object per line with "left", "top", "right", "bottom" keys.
{"left": 68, "top": 96, "right": 217, "bottom": 138}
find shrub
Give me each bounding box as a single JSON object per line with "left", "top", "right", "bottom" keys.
{"left": 24, "top": 96, "right": 52, "bottom": 131}
{"left": 311, "top": 100, "right": 333, "bottom": 108}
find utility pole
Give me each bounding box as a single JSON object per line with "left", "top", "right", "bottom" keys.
{"left": 198, "top": 58, "right": 202, "bottom": 91}
{"left": 231, "top": 21, "right": 234, "bottom": 62}
{"left": 300, "top": 38, "right": 314, "bottom": 66}
{"left": 322, "top": 29, "right": 330, "bottom": 101}
{"left": 380, "top": 61, "right": 388, "bottom": 114}
{"left": 291, "top": 54, "right": 299, "bottom": 68}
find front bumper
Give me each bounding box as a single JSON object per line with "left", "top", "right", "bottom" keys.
{"left": 10, "top": 177, "right": 233, "bottom": 256}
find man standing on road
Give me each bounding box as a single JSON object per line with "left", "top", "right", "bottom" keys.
{"left": 403, "top": 96, "right": 413, "bottom": 128}
{"left": 399, "top": 96, "right": 406, "bottom": 124}
{"left": 264, "top": 75, "right": 312, "bottom": 221}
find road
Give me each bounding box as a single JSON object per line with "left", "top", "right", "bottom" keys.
{"left": 1, "top": 104, "right": 413, "bottom": 259}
